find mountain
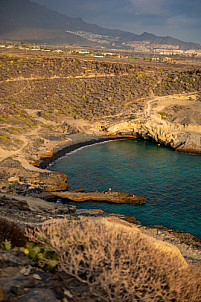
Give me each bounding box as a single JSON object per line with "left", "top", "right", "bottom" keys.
{"left": 0, "top": 0, "right": 100, "bottom": 46}
{"left": 0, "top": 0, "right": 200, "bottom": 50}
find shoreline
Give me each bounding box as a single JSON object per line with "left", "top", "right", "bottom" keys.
{"left": 1, "top": 131, "right": 200, "bottom": 244}
{"left": 39, "top": 133, "right": 133, "bottom": 169}
{"left": 38, "top": 134, "right": 201, "bottom": 242}
{"left": 1, "top": 125, "right": 201, "bottom": 276}
{"left": 0, "top": 192, "right": 201, "bottom": 272}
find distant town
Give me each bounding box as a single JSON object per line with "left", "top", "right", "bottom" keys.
{"left": 1, "top": 41, "right": 201, "bottom": 64}
{"left": 66, "top": 30, "right": 201, "bottom": 57}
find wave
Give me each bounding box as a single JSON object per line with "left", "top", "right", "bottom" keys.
{"left": 48, "top": 139, "right": 117, "bottom": 168}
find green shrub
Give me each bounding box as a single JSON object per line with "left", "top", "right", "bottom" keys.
{"left": 0, "top": 135, "right": 12, "bottom": 142}
{"left": 22, "top": 242, "right": 58, "bottom": 271}
{"left": 42, "top": 124, "right": 52, "bottom": 129}
{"left": 0, "top": 117, "right": 11, "bottom": 122}
{"left": 14, "top": 115, "right": 34, "bottom": 126}
{"left": 158, "top": 112, "right": 169, "bottom": 118}
{"left": 9, "top": 127, "right": 20, "bottom": 133}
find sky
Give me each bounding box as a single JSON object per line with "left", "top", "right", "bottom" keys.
{"left": 32, "top": 0, "right": 201, "bottom": 44}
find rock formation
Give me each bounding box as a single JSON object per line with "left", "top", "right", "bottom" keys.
{"left": 49, "top": 190, "right": 146, "bottom": 204}
{"left": 0, "top": 158, "right": 68, "bottom": 193}
{"left": 101, "top": 93, "right": 201, "bottom": 154}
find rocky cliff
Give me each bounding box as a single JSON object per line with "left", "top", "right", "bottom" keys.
{"left": 100, "top": 93, "right": 201, "bottom": 154}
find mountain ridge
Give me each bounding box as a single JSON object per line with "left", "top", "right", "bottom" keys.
{"left": 0, "top": 0, "right": 200, "bottom": 50}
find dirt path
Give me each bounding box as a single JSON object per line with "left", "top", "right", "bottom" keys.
{"left": 0, "top": 121, "right": 69, "bottom": 167}
{"left": 0, "top": 72, "right": 129, "bottom": 84}
{"left": 144, "top": 92, "right": 197, "bottom": 117}
{"left": 143, "top": 92, "right": 201, "bottom": 133}
{"left": 0, "top": 124, "right": 44, "bottom": 161}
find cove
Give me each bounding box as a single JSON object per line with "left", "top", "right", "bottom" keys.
{"left": 48, "top": 139, "right": 201, "bottom": 240}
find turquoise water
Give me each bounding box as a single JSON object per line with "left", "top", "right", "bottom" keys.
{"left": 48, "top": 139, "right": 201, "bottom": 239}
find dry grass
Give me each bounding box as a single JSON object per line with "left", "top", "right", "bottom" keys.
{"left": 26, "top": 217, "right": 201, "bottom": 302}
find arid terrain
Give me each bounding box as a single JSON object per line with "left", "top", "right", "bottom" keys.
{"left": 0, "top": 48, "right": 201, "bottom": 193}
{"left": 0, "top": 48, "right": 201, "bottom": 301}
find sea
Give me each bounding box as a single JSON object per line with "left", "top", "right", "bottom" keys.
{"left": 48, "top": 139, "right": 201, "bottom": 240}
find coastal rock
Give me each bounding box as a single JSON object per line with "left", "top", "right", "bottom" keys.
{"left": 0, "top": 158, "right": 68, "bottom": 192}
{"left": 107, "top": 118, "right": 201, "bottom": 153}
{"left": 105, "top": 93, "right": 201, "bottom": 154}
{"left": 50, "top": 190, "right": 146, "bottom": 204}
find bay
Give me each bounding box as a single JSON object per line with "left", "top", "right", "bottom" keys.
{"left": 48, "top": 139, "right": 201, "bottom": 239}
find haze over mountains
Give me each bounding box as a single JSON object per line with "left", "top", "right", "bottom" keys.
{"left": 0, "top": 0, "right": 200, "bottom": 50}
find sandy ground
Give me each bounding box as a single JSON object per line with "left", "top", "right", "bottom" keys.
{"left": 145, "top": 92, "right": 201, "bottom": 132}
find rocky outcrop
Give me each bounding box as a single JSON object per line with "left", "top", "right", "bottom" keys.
{"left": 105, "top": 116, "right": 201, "bottom": 154}
{"left": 0, "top": 193, "right": 75, "bottom": 227}
{"left": 49, "top": 190, "right": 146, "bottom": 204}
{"left": 0, "top": 158, "right": 68, "bottom": 192}
{"left": 101, "top": 93, "right": 201, "bottom": 154}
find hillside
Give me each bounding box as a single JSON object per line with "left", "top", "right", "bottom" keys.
{"left": 0, "top": 46, "right": 201, "bottom": 301}
{"left": 0, "top": 47, "right": 201, "bottom": 182}
{"left": 0, "top": 0, "right": 200, "bottom": 50}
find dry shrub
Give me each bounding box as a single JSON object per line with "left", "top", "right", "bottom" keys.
{"left": 0, "top": 217, "right": 26, "bottom": 247}
{"left": 26, "top": 217, "right": 201, "bottom": 302}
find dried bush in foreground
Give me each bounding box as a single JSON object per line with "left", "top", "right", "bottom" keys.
{"left": 26, "top": 217, "right": 201, "bottom": 302}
